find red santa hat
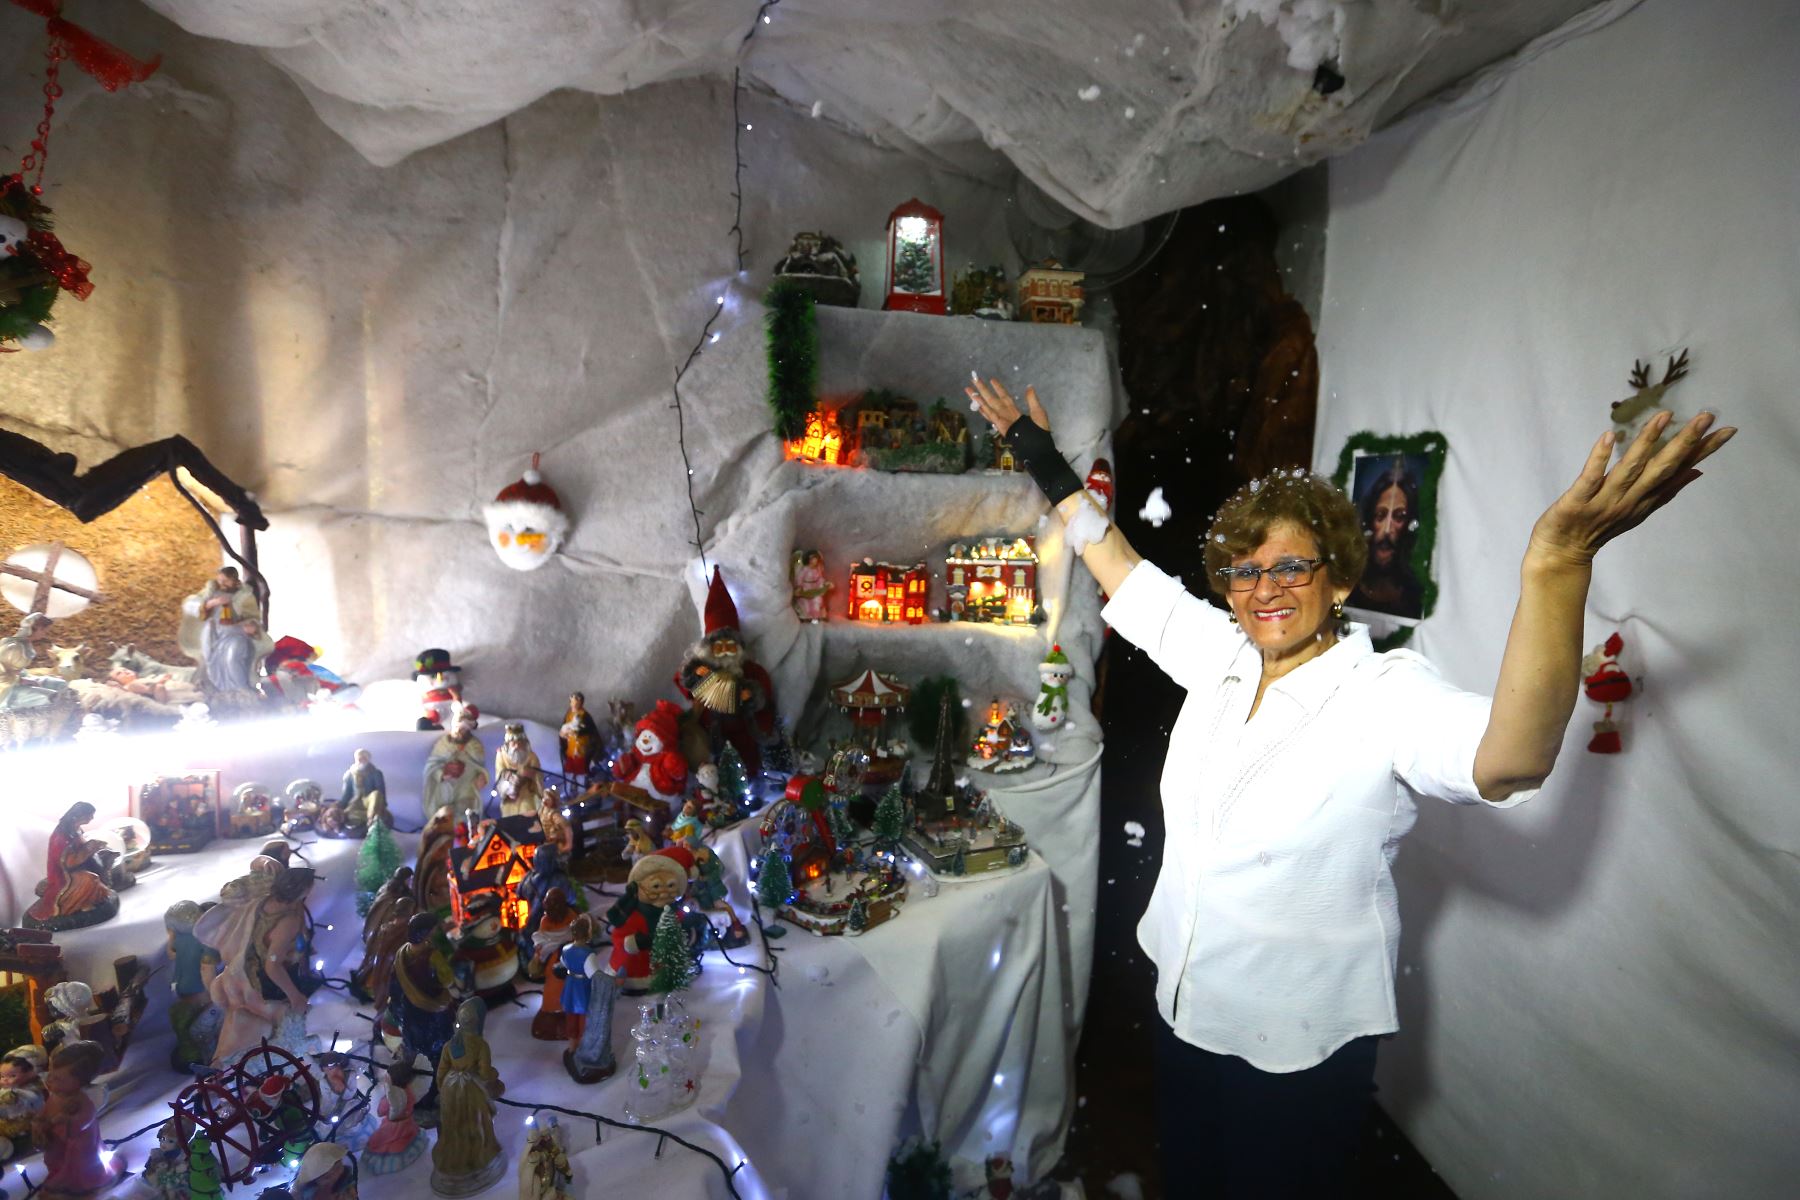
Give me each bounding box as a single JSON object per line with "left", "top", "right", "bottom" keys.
{"left": 484, "top": 453, "right": 569, "bottom": 535}
{"left": 265, "top": 635, "right": 317, "bottom": 672}
{"left": 639, "top": 699, "right": 683, "bottom": 748}
{"left": 702, "top": 567, "right": 743, "bottom": 637}
{"left": 653, "top": 844, "right": 697, "bottom": 879}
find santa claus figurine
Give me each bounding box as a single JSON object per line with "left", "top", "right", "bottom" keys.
{"left": 676, "top": 568, "right": 778, "bottom": 776}
{"left": 483, "top": 453, "right": 570, "bottom": 572}
{"left": 1084, "top": 457, "right": 1115, "bottom": 514}
{"left": 610, "top": 701, "right": 689, "bottom": 803}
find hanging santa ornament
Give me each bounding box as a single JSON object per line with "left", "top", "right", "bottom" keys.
{"left": 0, "top": 1, "right": 159, "bottom": 352}
{"left": 1581, "top": 631, "right": 1633, "bottom": 753}
{"left": 483, "top": 452, "right": 570, "bottom": 571}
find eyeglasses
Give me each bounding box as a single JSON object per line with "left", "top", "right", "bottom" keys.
{"left": 1214, "top": 558, "right": 1324, "bottom": 592}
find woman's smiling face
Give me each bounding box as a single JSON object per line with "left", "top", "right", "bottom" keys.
{"left": 1225, "top": 521, "right": 1351, "bottom": 658}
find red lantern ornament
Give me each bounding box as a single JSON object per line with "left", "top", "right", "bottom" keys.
{"left": 883, "top": 198, "right": 945, "bottom": 315}
{"left": 1581, "top": 631, "right": 1632, "bottom": 753}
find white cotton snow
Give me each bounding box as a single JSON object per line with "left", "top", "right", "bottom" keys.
{"left": 1106, "top": 1174, "right": 1147, "bottom": 1200}
{"left": 1124, "top": 820, "right": 1145, "bottom": 848}
{"left": 1064, "top": 499, "right": 1111, "bottom": 554}
{"left": 1138, "top": 486, "right": 1173, "bottom": 528}
{"left": 1078, "top": 84, "right": 1102, "bottom": 101}
{"left": 1224, "top": 0, "right": 1345, "bottom": 72}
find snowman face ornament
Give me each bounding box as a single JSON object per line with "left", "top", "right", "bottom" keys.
{"left": 0, "top": 215, "right": 28, "bottom": 257}
{"left": 485, "top": 505, "right": 567, "bottom": 571}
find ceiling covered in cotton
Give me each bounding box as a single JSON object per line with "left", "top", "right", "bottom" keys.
{"left": 133, "top": 0, "right": 1599, "bottom": 227}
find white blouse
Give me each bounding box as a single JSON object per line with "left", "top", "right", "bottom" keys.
{"left": 1102, "top": 560, "right": 1535, "bottom": 1072}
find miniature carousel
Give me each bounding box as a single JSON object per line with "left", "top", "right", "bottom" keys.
{"left": 828, "top": 668, "right": 911, "bottom": 789}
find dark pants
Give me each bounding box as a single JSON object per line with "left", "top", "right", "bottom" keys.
{"left": 1155, "top": 1019, "right": 1378, "bottom": 1199}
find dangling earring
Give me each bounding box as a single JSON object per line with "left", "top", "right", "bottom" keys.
{"left": 1228, "top": 610, "right": 1238, "bottom": 624}
{"left": 1332, "top": 599, "right": 1345, "bottom": 620}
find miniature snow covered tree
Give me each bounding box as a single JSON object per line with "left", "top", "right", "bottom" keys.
{"left": 847, "top": 894, "right": 869, "bottom": 933}
{"left": 950, "top": 844, "right": 967, "bottom": 876}
{"left": 763, "top": 716, "right": 796, "bottom": 776}
{"left": 892, "top": 238, "right": 935, "bottom": 294}
{"left": 871, "top": 784, "right": 906, "bottom": 850}
{"left": 885, "top": 1136, "right": 953, "bottom": 1200}
{"left": 826, "top": 799, "right": 857, "bottom": 849}
{"left": 756, "top": 852, "right": 793, "bottom": 911}
{"left": 187, "top": 1133, "right": 223, "bottom": 1198}
{"left": 355, "top": 820, "right": 401, "bottom": 916}
{"left": 717, "top": 743, "right": 751, "bottom": 813}
{"left": 648, "top": 904, "right": 698, "bottom": 995}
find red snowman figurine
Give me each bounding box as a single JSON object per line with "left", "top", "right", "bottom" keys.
{"left": 1581, "top": 631, "right": 1633, "bottom": 753}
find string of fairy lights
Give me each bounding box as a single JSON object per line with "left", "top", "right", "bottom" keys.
{"left": 669, "top": 0, "right": 784, "bottom": 576}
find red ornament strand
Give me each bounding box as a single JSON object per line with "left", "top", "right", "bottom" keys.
{"left": 11, "top": 37, "right": 65, "bottom": 194}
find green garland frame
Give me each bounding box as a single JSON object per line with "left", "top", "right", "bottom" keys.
{"left": 763, "top": 279, "right": 818, "bottom": 442}
{"left": 1330, "top": 429, "right": 1448, "bottom": 650}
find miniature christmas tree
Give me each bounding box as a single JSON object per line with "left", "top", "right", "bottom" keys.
{"left": 950, "top": 843, "right": 967, "bottom": 877}
{"left": 826, "top": 799, "right": 857, "bottom": 849}
{"left": 648, "top": 904, "right": 699, "bottom": 995}
{"left": 847, "top": 894, "right": 869, "bottom": 933}
{"left": 763, "top": 715, "right": 796, "bottom": 776}
{"left": 717, "top": 743, "right": 751, "bottom": 814}
{"left": 187, "top": 1133, "right": 224, "bottom": 1198}
{"left": 892, "top": 238, "right": 936, "bottom": 294}
{"left": 872, "top": 784, "right": 906, "bottom": 850}
{"left": 885, "top": 1136, "right": 954, "bottom": 1200}
{"left": 755, "top": 851, "right": 793, "bottom": 911}
{"left": 355, "top": 820, "right": 401, "bottom": 916}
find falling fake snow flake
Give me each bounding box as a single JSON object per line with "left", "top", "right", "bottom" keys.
{"left": 1124, "top": 106, "right": 1136, "bottom": 119}
{"left": 1078, "top": 84, "right": 1102, "bottom": 101}
{"left": 810, "top": 100, "right": 824, "bottom": 118}
{"left": 1138, "top": 486, "right": 1173, "bottom": 527}
{"left": 1124, "top": 820, "right": 1146, "bottom": 847}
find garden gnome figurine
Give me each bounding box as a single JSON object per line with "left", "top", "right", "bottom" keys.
{"left": 676, "top": 568, "right": 777, "bottom": 775}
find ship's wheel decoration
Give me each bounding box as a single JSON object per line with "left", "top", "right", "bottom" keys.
{"left": 1, "top": 1, "right": 159, "bottom": 351}
{"left": 169, "top": 1040, "right": 324, "bottom": 1185}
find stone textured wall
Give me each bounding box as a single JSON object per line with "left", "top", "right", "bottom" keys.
{"left": 1, "top": 4, "right": 1022, "bottom": 722}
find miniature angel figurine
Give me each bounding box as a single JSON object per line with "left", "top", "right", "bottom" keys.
{"left": 423, "top": 708, "right": 488, "bottom": 822}
{"left": 165, "top": 900, "right": 222, "bottom": 1071}
{"left": 0, "top": 1045, "right": 47, "bottom": 1162}
{"left": 430, "top": 998, "right": 506, "bottom": 1196}
{"left": 339, "top": 748, "right": 389, "bottom": 834}
{"left": 294, "top": 1141, "right": 357, "bottom": 1199}
{"left": 23, "top": 802, "right": 120, "bottom": 932}
{"left": 528, "top": 889, "right": 577, "bottom": 1039}
{"left": 494, "top": 722, "right": 544, "bottom": 818}
{"left": 194, "top": 866, "right": 319, "bottom": 1065}
{"left": 557, "top": 692, "right": 599, "bottom": 782}
{"left": 31, "top": 1040, "right": 124, "bottom": 1197}
{"left": 518, "top": 1115, "right": 574, "bottom": 1200}
{"left": 790, "top": 549, "right": 833, "bottom": 622}
{"left": 361, "top": 1055, "right": 430, "bottom": 1177}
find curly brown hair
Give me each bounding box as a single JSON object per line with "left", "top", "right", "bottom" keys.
{"left": 1202, "top": 469, "right": 1367, "bottom": 597}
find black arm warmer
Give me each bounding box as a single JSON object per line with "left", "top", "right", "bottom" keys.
{"left": 1001, "top": 415, "right": 1085, "bottom": 505}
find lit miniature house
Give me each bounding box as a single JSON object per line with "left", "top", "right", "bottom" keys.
{"left": 791, "top": 408, "right": 849, "bottom": 466}
{"left": 848, "top": 559, "right": 929, "bottom": 624}
{"left": 1017, "top": 259, "right": 1085, "bottom": 325}
{"left": 448, "top": 814, "right": 542, "bottom": 932}
{"left": 944, "top": 536, "right": 1038, "bottom": 624}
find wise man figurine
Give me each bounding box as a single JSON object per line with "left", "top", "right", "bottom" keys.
{"left": 676, "top": 568, "right": 777, "bottom": 776}
{"left": 179, "top": 565, "right": 274, "bottom": 697}
{"left": 494, "top": 722, "right": 545, "bottom": 818}
{"left": 423, "top": 706, "right": 488, "bottom": 820}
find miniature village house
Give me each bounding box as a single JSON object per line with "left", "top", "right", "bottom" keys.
{"left": 1016, "top": 260, "right": 1085, "bottom": 325}
{"left": 448, "top": 815, "right": 543, "bottom": 930}
{"left": 945, "top": 536, "right": 1038, "bottom": 624}
{"left": 790, "top": 408, "right": 848, "bottom": 466}
{"left": 848, "top": 559, "right": 929, "bottom": 624}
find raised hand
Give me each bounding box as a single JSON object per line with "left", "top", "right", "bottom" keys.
{"left": 1530, "top": 409, "right": 1736, "bottom": 566}
{"left": 965, "top": 376, "right": 1050, "bottom": 438}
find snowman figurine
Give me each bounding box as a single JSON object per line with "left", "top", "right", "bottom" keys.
{"left": 1030, "top": 644, "right": 1073, "bottom": 733}
{"left": 484, "top": 452, "right": 570, "bottom": 571}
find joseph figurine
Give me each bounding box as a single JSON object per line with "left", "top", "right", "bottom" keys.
{"left": 179, "top": 565, "right": 274, "bottom": 696}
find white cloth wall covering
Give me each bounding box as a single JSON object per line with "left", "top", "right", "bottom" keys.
{"left": 1314, "top": 1, "right": 1800, "bottom": 1196}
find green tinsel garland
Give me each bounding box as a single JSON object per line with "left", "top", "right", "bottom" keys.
{"left": 0, "top": 182, "right": 60, "bottom": 345}
{"left": 1331, "top": 429, "right": 1448, "bottom": 650}
{"left": 763, "top": 279, "right": 818, "bottom": 441}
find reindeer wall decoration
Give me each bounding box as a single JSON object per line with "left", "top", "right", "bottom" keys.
{"left": 1611, "top": 348, "right": 1692, "bottom": 453}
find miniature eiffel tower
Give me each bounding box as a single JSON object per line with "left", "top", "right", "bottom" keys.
{"left": 919, "top": 690, "right": 960, "bottom": 819}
